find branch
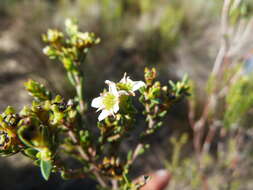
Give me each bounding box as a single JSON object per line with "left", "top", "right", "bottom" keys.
{"left": 212, "top": 0, "right": 231, "bottom": 77}
{"left": 67, "top": 130, "right": 108, "bottom": 188}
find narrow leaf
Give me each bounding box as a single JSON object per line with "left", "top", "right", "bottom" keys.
{"left": 40, "top": 160, "right": 53, "bottom": 181}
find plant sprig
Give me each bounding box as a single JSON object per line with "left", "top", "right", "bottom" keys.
{"left": 0, "top": 19, "right": 190, "bottom": 190}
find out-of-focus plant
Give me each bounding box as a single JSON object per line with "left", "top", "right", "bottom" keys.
{"left": 224, "top": 73, "right": 253, "bottom": 129}
{"left": 188, "top": 0, "right": 253, "bottom": 156}
{"left": 159, "top": 4, "right": 184, "bottom": 46}
{"left": 0, "top": 19, "right": 189, "bottom": 190}
{"left": 165, "top": 133, "right": 253, "bottom": 190}
{"left": 2, "top": 0, "right": 223, "bottom": 87}
{"left": 165, "top": 0, "right": 253, "bottom": 189}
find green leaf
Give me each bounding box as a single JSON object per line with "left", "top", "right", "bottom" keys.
{"left": 24, "top": 148, "right": 38, "bottom": 159}
{"left": 34, "top": 159, "right": 40, "bottom": 166}
{"left": 17, "top": 125, "right": 36, "bottom": 148}
{"left": 127, "top": 150, "right": 133, "bottom": 161}
{"left": 67, "top": 72, "right": 76, "bottom": 86}
{"left": 3, "top": 106, "right": 16, "bottom": 116}
{"left": 151, "top": 98, "right": 160, "bottom": 105}
{"left": 40, "top": 160, "right": 53, "bottom": 181}
{"left": 158, "top": 110, "right": 167, "bottom": 118}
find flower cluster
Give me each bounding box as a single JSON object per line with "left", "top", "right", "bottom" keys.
{"left": 0, "top": 79, "right": 79, "bottom": 179}
{"left": 42, "top": 19, "right": 100, "bottom": 73}
{"left": 91, "top": 73, "right": 145, "bottom": 121}
{"left": 0, "top": 107, "right": 21, "bottom": 156}
{"left": 139, "top": 68, "right": 190, "bottom": 135}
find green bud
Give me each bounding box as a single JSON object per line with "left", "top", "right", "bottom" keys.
{"left": 144, "top": 67, "right": 157, "bottom": 86}
{"left": 24, "top": 80, "right": 52, "bottom": 101}
{"left": 19, "top": 106, "right": 32, "bottom": 117}
{"left": 50, "top": 105, "right": 65, "bottom": 125}
{"left": 37, "top": 147, "right": 52, "bottom": 161}
{"left": 3, "top": 106, "right": 16, "bottom": 116}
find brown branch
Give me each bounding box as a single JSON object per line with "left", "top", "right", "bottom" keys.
{"left": 212, "top": 0, "right": 231, "bottom": 77}
{"left": 188, "top": 99, "right": 196, "bottom": 130}
{"left": 74, "top": 74, "right": 85, "bottom": 115}
{"left": 192, "top": 0, "right": 233, "bottom": 159}
{"left": 202, "top": 121, "right": 221, "bottom": 153}
{"left": 67, "top": 130, "right": 108, "bottom": 188}
{"left": 127, "top": 144, "right": 144, "bottom": 166}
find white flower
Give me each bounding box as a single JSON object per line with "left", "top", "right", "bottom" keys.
{"left": 118, "top": 73, "right": 146, "bottom": 95}
{"left": 91, "top": 80, "right": 120, "bottom": 121}
{"left": 43, "top": 46, "right": 50, "bottom": 55}
{"left": 91, "top": 74, "right": 146, "bottom": 121}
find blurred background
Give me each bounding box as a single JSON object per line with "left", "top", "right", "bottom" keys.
{"left": 1, "top": 0, "right": 253, "bottom": 189}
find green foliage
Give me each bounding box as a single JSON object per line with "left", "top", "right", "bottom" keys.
{"left": 224, "top": 75, "right": 253, "bottom": 129}
{"left": 42, "top": 19, "right": 100, "bottom": 73}
{"left": 165, "top": 133, "right": 253, "bottom": 190}
{"left": 159, "top": 2, "right": 184, "bottom": 46}
{"left": 230, "top": 0, "right": 253, "bottom": 24}
{"left": 140, "top": 68, "right": 190, "bottom": 135}
{"left": 24, "top": 80, "right": 52, "bottom": 101}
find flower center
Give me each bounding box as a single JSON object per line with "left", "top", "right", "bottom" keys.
{"left": 103, "top": 93, "right": 117, "bottom": 110}
{"left": 117, "top": 83, "right": 133, "bottom": 91}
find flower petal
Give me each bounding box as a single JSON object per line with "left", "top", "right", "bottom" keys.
{"left": 91, "top": 97, "right": 103, "bottom": 108}
{"left": 118, "top": 90, "right": 129, "bottom": 96}
{"left": 126, "top": 76, "right": 133, "bottom": 84}
{"left": 120, "top": 73, "right": 128, "bottom": 83}
{"left": 105, "top": 80, "right": 118, "bottom": 96}
{"left": 98, "top": 110, "right": 111, "bottom": 121}
{"left": 113, "top": 103, "right": 119, "bottom": 113}
{"left": 132, "top": 81, "right": 146, "bottom": 91}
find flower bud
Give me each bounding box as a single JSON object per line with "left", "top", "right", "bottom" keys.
{"left": 37, "top": 147, "right": 52, "bottom": 161}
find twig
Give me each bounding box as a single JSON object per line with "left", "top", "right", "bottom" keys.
{"left": 212, "top": 0, "right": 231, "bottom": 77}
{"left": 202, "top": 121, "right": 221, "bottom": 153}
{"left": 67, "top": 130, "right": 108, "bottom": 188}
{"left": 74, "top": 74, "right": 85, "bottom": 114}
{"left": 228, "top": 18, "right": 253, "bottom": 57}
{"left": 192, "top": 96, "right": 212, "bottom": 156}
{"left": 127, "top": 144, "right": 144, "bottom": 166}
{"left": 93, "top": 170, "right": 108, "bottom": 188}
{"left": 132, "top": 144, "right": 144, "bottom": 162}
{"left": 112, "top": 179, "right": 118, "bottom": 190}
{"left": 192, "top": 0, "right": 232, "bottom": 159}
{"left": 188, "top": 99, "right": 195, "bottom": 130}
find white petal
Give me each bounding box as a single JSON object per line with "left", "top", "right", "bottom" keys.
{"left": 105, "top": 80, "right": 113, "bottom": 84}
{"left": 118, "top": 90, "right": 129, "bottom": 96}
{"left": 98, "top": 110, "right": 111, "bottom": 121}
{"left": 120, "top": 73, "right": 128, "bottom": 83}
{"left": 105, "top": 80, "right": 118, "bottom": 96}
{"left": 91, "top": 97, "right": 103, "bottom": 108}
{"left": 132, "top": 81, "right": 146, "bottom": 91}
{"left": 126, "top": 76, "right": 133, "bottom": 84}
{"left": 113, "top": 103, "right": 119, "bottom": 113}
